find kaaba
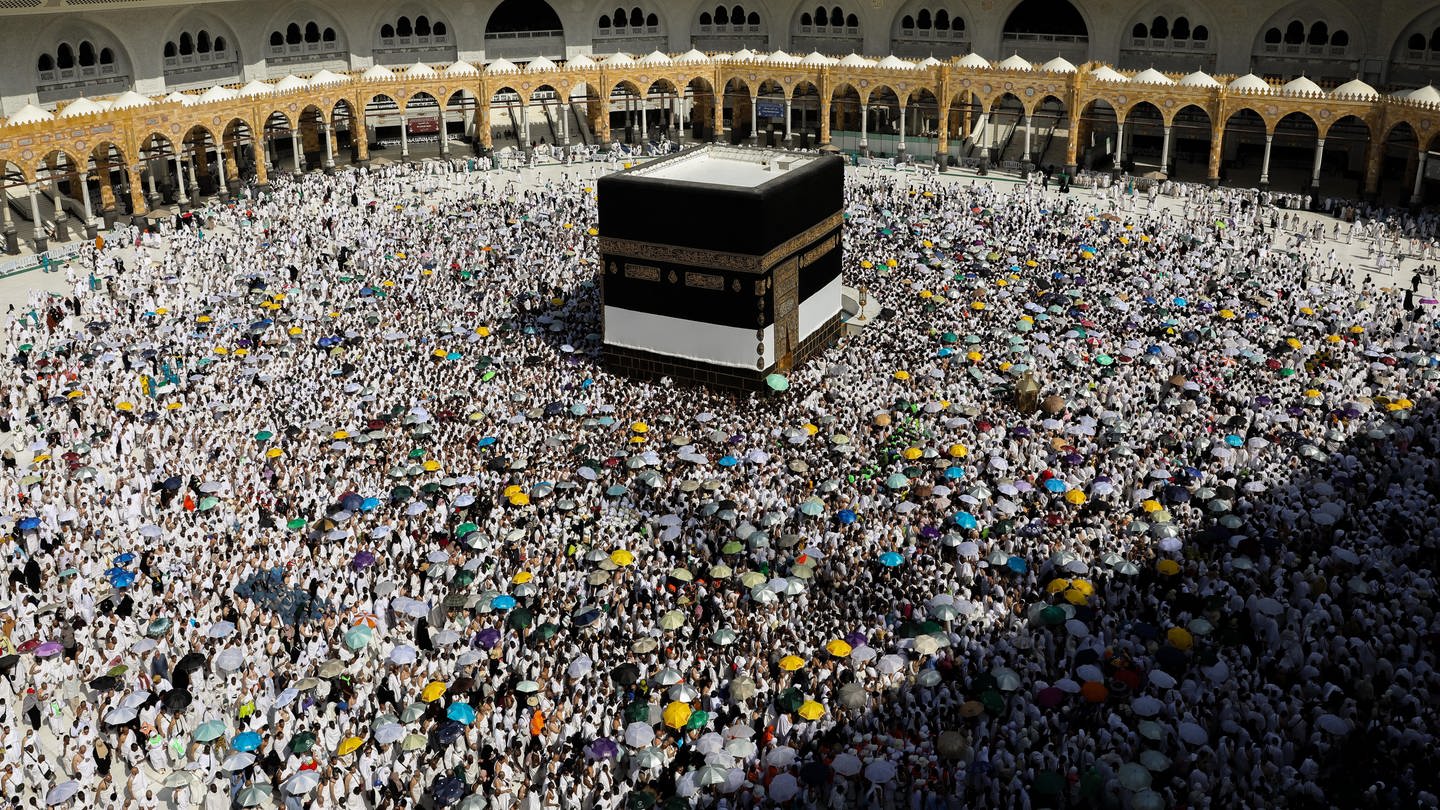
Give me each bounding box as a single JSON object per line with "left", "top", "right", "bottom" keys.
{"left": 597, "top": 145, "right": 845, "bottom": 390}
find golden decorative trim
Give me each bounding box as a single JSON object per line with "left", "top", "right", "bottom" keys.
{"left": 684, "top": 271, "right": 725, "bottom": 290}
{"left": 799, "top": 234, "right": 839, "bottom": 268}
{"left": 598, "top": 210, "right": 843, "bottom": 275}
{"left": 623, "top": 264, "right": 660, "bottom": 282}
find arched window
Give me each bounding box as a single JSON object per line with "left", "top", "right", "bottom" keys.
{"left": 599, "top": 14, "right": 611, "bottom": 29}
{"left": 197, "top": 31, "right": 211, "bottom": 53}
{"left": 800, "top": 12, "right": 812, "bottom": 26}
{"left": 215, "top": 35, "right": 227, "bottom": 51}
{"left": 1283, "top": 21, "right": 1304, "bottom": 44}
{"left": 305, "top": 22, "right": 320, "bottom": 42}
{"left": 647, "top": 13, "right": 658, "bottom": 26}
{"left": 732, "top": 5, "right": 743, "bottom": 23}
{"left": 416, "top": 15, "right": 431, "bottom": 36}
{"left": 846, "top": 13, "right": 858, "bottom": 27}
{"left": 935, "top": 10, "right": 950, "bottom": 29}
{"left": 99, "top": 48, "right": 114, "bottom": 64}
{"left": 1192, "top": 25, "right": 1207, "bottom": 41}
{"left": 381, "top": 23, "right": 395, "bottom": 38}
{"left": 831, "top": 7, "right": 844, "bottom": 27}
{"left": 718, "top": 6, "right": 731, "bottom": 25}
{"left": 700, "top": 11, "right": 712, "bottom": 25}
{"left": 288, "top": 23, "right": 303, "bottom": 44}
{"left": 1172, "top": 17, "right": 1189, "bottom": 39}
{"left": 270, "top": 31, "right": 284, "bottom": 46}
{"left": 179, "top": 32, "right": 194, "bottom": 55}
{"left": 902, "top": 15, "right": 915, "bottom": 31}
{"left": 1151, "top": 16, "right": 1168, "bottom": 38}
{"left": 1263, "top": 27, "right": 1280, "bottom": 43}
{"left": 1307, "top": 21, "right": 1328, "bottom": 45}
{"left": 79, "top": 40, "right": 97, "bottom": 64}
{"left": 38, "top": 53, "right": 54, "bottom": 71}
{"left": 1410, "top": 32, "right": 1427, "bottom": 50}
{"left": 630, "top": 8, "right": 643, "bottom": 27}
{"left": 747, "top": 11, "right": 759, "bottom": 25}
{"left": 952, "top": 16, "right": 964, "bottom": 31}
{"left": 164, "top": 41, "right": 177, "bottom": 57}
{"left": 1432, "top": 28, "right": 1440, "bottom": 50}
{"left": 433, "top": 21, "right": 446, "bottom": 36}
{"left": 917, "top": 10, "right": 931, "bottom": 29}
{"left": 56, "top": 42, "right": 75, "bottom": 68}
{"left": 1132, "top": 23, "right": 1147, "bottom": 38}
{"left": 396, "top": 16, "right": 412, "bottom": 37}
{"left": 1330, "top": 29, "right": 1348, "bottom": 47}
{"left": 321, "top": 28, "right": 335, "bottom": 42}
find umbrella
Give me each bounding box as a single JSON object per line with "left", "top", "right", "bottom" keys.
{"left": 237, "top": 785, "right": 273, "bottom": 807}
{"left": 283, "top": 771, "right": 321, "bottom": 795}
{"left": 864, "top": 760, "right": 897, "bottom": 783}
{"left": 231, "top": 731, "right": 263, "bottom": 752}
{"left": 45, "top": 782, "right": 81, "bottom": 806}
{"left": 194, "top": 720, "right": 227, "bottom": 742}
{"left": 446, "top": 703, "right": 477, "bottom": 725}
{"left": 769, "top": 774, "right": 800, "bottom": 802}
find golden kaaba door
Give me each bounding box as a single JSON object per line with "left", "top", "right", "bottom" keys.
{"left": 773, "top": 259, "right": 799, "bottom": 372}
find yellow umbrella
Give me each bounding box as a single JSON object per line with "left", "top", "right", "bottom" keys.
{"left": 1166, "top": 627, "right": 1193, "bottom": 650}
{"left": 885, "top": 258, "right": 897, "bottom": 268}
{"left": 288, "top": 326, "right": 303, "bottom": 336}
{"left": 1064, "top": 490, "right": 1086, "bottom": 505}
{"left": 1156, "top": 559, "right": 1180, "bottom": 576}
{"left": 662, "top": 701, "right": 692, "bottom": 729}
{"left": 801, "top": 423, "right": 819, "bottom": 435}
{"left": 332, "top": 430, "right": 350, "bottom": 440}
{"left": 513, "top": 571, "right": 533, "bottom": 584}
{"left": 422, "top": 460, "right": 441, "bottom": 472}
{"left": 797, "top": 701, "right": 826, "bottom": 721}
{"left": 507, "top": 493, "right": 530, "bottom": 507}
{"left": 778, "top": 655, "right": 805, "bottom": 672}
{"left": 476, "top": 326, "right": 491, "bottom": 337}
{"left": 948, "top": 444, "right": 968, "bottom": 458}
{"left": 421, "top": 681, "right": 447, "bottom": 702}
{"left": 165, "top": 402, "right": 183, "bottom": 411}
{"left": 381, "top": 280, "right": 396, "bottom": 288}
{"left": 919, "top": 290, "right": 933, "bottom": 299}
{"left": 265, "top": 448, "right": 284, "bottom": 459}
{"left": 587, "top": 227, "right": 599, "bottom": 236}
{"left": 1045, "top": 578, "right": 1070, "bottom": 594}
{"left": 1068, "top": 579, "right": 1094, "bottom": 596}
{"left": 1325, "top": 334, "right": 1342, "bottom": 344}
{"left": 214, "top": 347, "right": 229, "bottom": 355}
{"left": 966, "top": 351, "right": 983, "bottom": 362}
{"left": 970, "top": 301, "right": 986, "bottom": 311}
{"left": 196, "top": 315, "right": 212, "bottom": 323}
{"left": 901, "top": 447, "right": 922, "bottom": 460}
{"left": 631, "top": 422, "right": 649, "bottom": 434}
{"left": 1141, "top": 499, "right": 1162, "bottom": 513}
{"left": 610, "top": 549, "right": 635, "bottom": 566}
{"left": 893, "top": 370, "right": 911, "bottom": 381}
{"left": 825, "top": 639, "right": 853, "bottom": 658}
{"left": 860, "top": 260, "right": 874, "bottom": 269}
{"left": 1285, "top": 338, "right": 1301, "bottom": 349}
{"left": 503, "top": 484, "right": 523, "bottom": 499}
{"left": 1063, "top": 588, "right": 1089, "bottom": 606}
{"left": 116, "top": 401, "right": 134, "bottom": 412}
{"left": 336, "top": 736, "right": 364, "bottom": 756}
{"left": 155, "top": 307, "right": 169, "bottom": 315}
{"left": 1218, "top": 309, "right": 1235, "bottom": 320}
{"left": 1025, "top": 259, "right": 1038, "bottom": 267}
{"left": 1303, "top": 389, "right": 1321, "bottom": 399}
{"left": 1349, "top": 325, "right": 1364, "bottom": 334}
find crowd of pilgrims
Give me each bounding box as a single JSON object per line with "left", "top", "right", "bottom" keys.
{"left": 1, "top": 158, "right": 1438, "bottom": 810}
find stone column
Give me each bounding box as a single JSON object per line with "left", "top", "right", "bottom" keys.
{"left": 399, "top": 110, "right": 409, "bottom": 159}
{"left": 215, "top": 145, "right": 230, "bottom": 198}
{"left": 860, "top": 103, "right": 869, "bottom": 155}
{"left": 897, "top": 106, "right": 907, "bottom": 155}
{"left": 749, "top": 95, "right": 757, "bottom": 144}
{"left": 96, "top": 152, "right": 116, "bottom": 213}
{"left": 1160, "top": 125, "right": 1172, "bottom": 173}
{"left": 29, "top": 184, "right": 47, "bottom": 252}
{"left": 50, "top": 167, "right": 70, "bottom": 242}
{"left": 439, "top": 110, "right": 450, "bottom": 156}
{"left": 322, "top": 124, "right": 336, "bottom": 170}
{"left": 1114, "top": 122, "right": 1125, "bottom": 165}
{"left": 253, "top": 140, "right": 271, "bottom": 188}
{"left": 76, "top": 165, "right": 96, "bottom": 235}
{"left": 187, "top": 158, "right": 200, "bottom": 202}
{"left": 819, "top": 96, "right": 831, "bottom": 145}
{"left": 1206, "top": 120, "right": 1224, "bottom": 186}
{"left": 1413, "top": 149, "right": 1428, "bottom": 204}
{"left": 639, "top": 92, "right": 648, "bottom": 142}
{"left": 1022, "top": 114, "right": 1032, "bottom": 163}
{"left": 1, "top": 183, "right": 16, "bottom": 254}
{"left": 1310, "top": 138, "right": 1325, "bottom": 189}
{"left": 936, "top": 104, "right": 949, "bottom": 171}
{"left": 784, "top": 98, "right": 793, "bottom": 144}
{"left": 290, "top": 130, "right": 303, "bottom": 172}
{"left": 174, "top": 151, "right": 190, "bottom": 209}
{"left": 145, "top": 159, "right": 161, "bottom": 209}
{"left": 519, "top": 99, "right": 530, "bottom": 154}
{"left": 127, "top": 164, "right": 149, "bottom": 216}
{"left": 712, "top": 90, "right": 723, "bottom": 142}
{"left": 1259, "top": 133, "right": 1273, "bottom": 187}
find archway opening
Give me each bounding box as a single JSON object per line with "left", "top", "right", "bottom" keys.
{"left": 1002, "top": 0, "right": 1087, "bottom": 62}
{"left": 485, "top": 0, "right": 565, "bottom": 60}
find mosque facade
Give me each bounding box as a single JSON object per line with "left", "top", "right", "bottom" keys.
{"left": 3, "top": 0, "right": 1440, "bottom": 252}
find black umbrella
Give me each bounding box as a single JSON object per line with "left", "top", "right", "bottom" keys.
{"left": 162, "top": 476, "right": 183, "bottom": 491}
{"left": 431, "top": 720, "right": 464, "bottom": 748}
{"left": 88, "top": 675, "right": 118, "bottom": 691}
{"left": 800, "top": 760, "right": 832, "bottom": 786}
{"left": 430, "top": 776, "right": 464, "bottom": 807}
{"left": 174, "top": 652, "right": 207, "bottom": 676}
{"left": 163, "top": 689, "right": 193, "bottom": 712}
{"left": 611, "top": 663, "right": 640, "bottom": 686}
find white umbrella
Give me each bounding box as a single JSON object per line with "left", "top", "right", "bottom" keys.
{"left": 567, "top": 656, "right": 593, "bottom": 679}
{"left": 216, "top": 648, "right": 244, "bottom": 672}
{"left": 223, "top": 752, "right": 257, "bottom": 771}
{"left": 877, "top": 654, "right": 906, "bottom": 674}
{"left": 1131, "top": 696, "right": 1163, "bottom": 717}
{"left": 864, "top": 759, "right": 897, "bottom": 783}
{"left": 206, "top": 621, "right": 236, "bottom": 639}
{"left": 832, "top": 753, "right": 862, "bottom": 776}
{"left": 103, "top": 706, "right": 136, "bottom": 725}
{"left": 45, "top": 781, "right": 81, "bottom": 805}
{"left": 1316, "top": 714, "right": 1349, "bottom": 735}
{"left": 375, "top": 723, "right": 405, "bottom": 745}
{"left": 1177, "top": 721, "right": 1207, "bottom": 745}
{"left": 283, "top": 770, "right": 321, "bottom": 794}
{"left": 388, "top": 645, "right": 418, "bottom": 665}
{"left": 623, "top": 722, "right": 655, "bottom": 748}
{"left": 766, "top": 746, "right": 798, "bottom": 767}
{"left": 769, "top": 774, "right": 800, "bottom": 802}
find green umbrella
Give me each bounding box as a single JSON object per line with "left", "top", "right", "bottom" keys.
{"left": 198, "top": 496, "right": 219, "bottom": 511}
{"left": 941, "top": 332, "right": 959, "bottom": 344}
{"left": 420, "top": 482, "right": 442, "bottom": 494}
{"left": 624, "top": 702, "right": 650, "bottom": 723}
{"left": 390, "top": 485, "right": 413, "bottom": 500}
{"left": 534, "top": 622, "right": 559, "bottom": 640}
{"left": 290, "top": 731, "right": 317, "bottom": 753}
{"left": 106, "top": 664, "right": 128, "bottom": 677}
{"left": 481, "top": 370, "right": 497, "bottom": 382}
{"left": 344, "top": 625, "right": 373, "bottom": 650}
{"left": 776, "top": 687, "right": 804, "bottom": 713}
{"left": 1038, "top": 606, "right": 1066, "bottom": 626}
{"left": 408, "top": 448, "right": 426, "bottom": 459}
{"left": 286, "top": 518, "right": 307, "bottom": 531}
{"left": 455, "top": 522, "right": 478, "bottom": 537}
{"left": 254, "top": 431, "right": 273, "bottom": 441}
{"left": 980, "top": 689, "right": 1005, "bottom": 714}
{"left": 1033, "top": 770, "right": 1065, "bottom": 795}
{"left": 451, "top": 570, "right": 475, "bottom": 587}
{"left": 684, "top": 710, "right": 710, "bottom": 731}
{"left": 721, "top": 541, "right": 744, "bottom": 554}
{"left": 764, "top": 374, "right": 790, "bottom": 392}
{"left": 1095, "top": 354, "right": 1114, "bottom": 366}
{"left": 507, "top": 608, "right": 533, "bottom": 630}
{"left": 194, "top": 720, "right": 226, "bottom": 742}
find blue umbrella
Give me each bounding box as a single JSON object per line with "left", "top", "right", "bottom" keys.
{"left": 17, "top": 517, "right": 40, "bottom": 530}
{"left": 954, "top": 512, "right": 978, "bottom": 530}
{"left": 878, "top": 552, "right": 904, "bottom": 567}
{"left": 477, "top": 437, "right": 497, "bottom": 448}
{"left": 944, "top": 466, "right": 965, "bottom": 480}
{"left": 360, "top": 497, "right": 381, "bottom": 512}
{"left": 430, "top": 776, "right": 464, "bottom": 807}
{"left": 1005, "top": 556, "right": 1028, "bottom": 574}
{"left": 1043, "top": 478, "right": 1068, "bottom": 494}
{"left": 341, "top": 494, "right": 362, "bottom": 512}
{"left": 232, "top": 731, "right": 263, "bottom": 752}
{"left": 837, "top": 509, "right": 857, "bottom": 526}
{"left": 1172, "top": 297, "right": 1188, "bottom": 307}
{"left": 445, "top": 703, "right": 476, "bottom": 725}
{"left": 432, "top": 720, "right": 463, "bottom": 747}
{"left": 113, "top": 552, "right": 136, "bottom": 565}
{"left": 109, "top": 571, "right": 137, "bottom": 589}
{"left": 937, "top": 347, "right": 955, "bottom": 358}
{"left": 490, "top": 594, "right": 516, "bottom": 611}
{"left": 718, "top": 455, "right": 739, "bottom": 467}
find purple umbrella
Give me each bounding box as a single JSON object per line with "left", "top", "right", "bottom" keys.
{"left": 844, "top": 631, "right": 868, "bottom": 647}
{"left": 35, "top": 641, "right": 63, "bottom": 658}
{"left": 1286, "top": 406, "right": 1306, "bottom": 418}
{"left": 1010, "top": 426, "right": 1031, "bottom": 438}
{"left": 1062, "top": 453, "right": 1084, "bottom": 465}
{"left": 475, "top": 628, "right": 501, "bottom": 649}
{"left": 1254, "top": 396, "right": 1273, "bottom": 407}
{"left": 1036, "top": 687, "right": 1064, "bottom": 708}
{"left": 352, "top": 551, "right": 376, "bottom": 571}
{"left": 587, "top": 738, "right": 620, "bottom": 759}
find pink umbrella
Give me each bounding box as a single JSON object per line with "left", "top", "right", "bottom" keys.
{"left": 1036, "top": 686, "right": 1064, "bottom": 708}
{"left": 35, "top": 641, "right": 63, "bottom": 658}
